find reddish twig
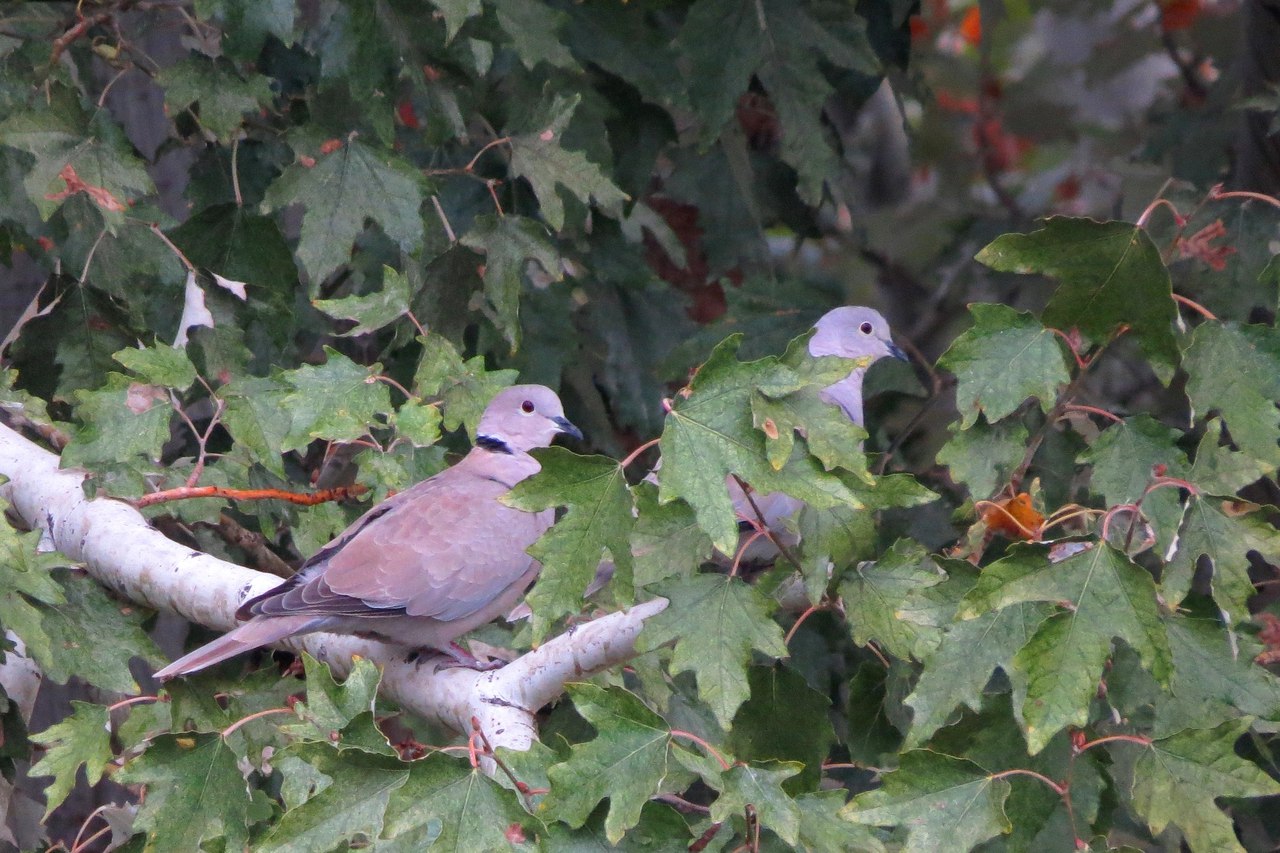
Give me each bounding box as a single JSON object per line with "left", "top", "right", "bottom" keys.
{"left": 988, "top": 767, "right": 1066, "bottom": 796}
{"left": 784, "top": 603, "right": 828, "bottom": 646}
{"left": 669, "top": 729, "right": 732, "bottom": 771}
{"left": 1075, "top": 733, "right": 1152, "bottom": 753}
{"left": 221, "top": 707, "right": 293, "bottom": 739}
{"left": 1172, "top": 293, "right": 1218, "bottom": 321}
{"left": 470, "top": 716, "right": 540, "bottom": 805}
{"left": 619, "top": 437, "right": 661, "bottom": 471}
{"left": 1209, "top": 186, "right": 1280, "bottom": 211}
{"left": 728, "top": 529, "right": 767, "bottom": 578}
{"left": 134, "top": 483, "right": 368, "bottom": 509}
{"left": 1061, "top": 404, "right": 1123, "bottom": 425}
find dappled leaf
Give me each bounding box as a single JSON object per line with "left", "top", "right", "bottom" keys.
{"left": 380, "top": 753, "right": 536, "bottom": 849}
{"left": 1182, "top": 321, "right": 1280, "bottom": 464}
{"left": 459, "top": 215, "right": 561, "bottom": 349}
{"left": 29, "top": 701, "right": 111, "bottom": 816}
{"left": 938, "top": 303, "right": 1070, "bottom": 428}
{"left": 313, "top": 264, "right": 412, "bottom": 336}
{"left": 1166, "top": 496, "right": 1279, "bottom": 624}
{"left": 840, "top": 540, "right": 948, "bottom": 662}
{"left": 709, "top": 761, "right": 803, "bottom": 846}
{"left": 279, "top": 346, "right": 392, "bottom": 451}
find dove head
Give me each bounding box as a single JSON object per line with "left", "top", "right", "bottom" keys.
{"left": 477, "top": 385, "right": 583, "bottom": 453}
{"left": 809, "top": 306, "right": 907, "bottom": 365}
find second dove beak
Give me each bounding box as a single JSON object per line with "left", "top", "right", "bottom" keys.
{"left": 553, "top": 416, "right": 583, "bottom": 441}
{"left": 887, "top": 342, "right": 909, "bottom": 362}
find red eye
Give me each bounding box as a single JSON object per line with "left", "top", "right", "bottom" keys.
{"left": 521, "top": 400, "right": 535, "bottom": 413}
{"left": 859, "top": 322, "right": 873, "bottom": 335}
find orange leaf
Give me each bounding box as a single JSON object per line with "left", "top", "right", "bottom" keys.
{"left": 982, "top": 493, "right": 1044, "bottom": 540}
{"left": 44, "top": 164, "right": 126, "bottom": 212}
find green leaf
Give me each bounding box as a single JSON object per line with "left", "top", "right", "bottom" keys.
{"left": 841, "top": 751, "right": 1012, "bottom": 852}
{"left": 380, "top": 753, "right": 536, "bottom": 849}
{"left": 413, "top": 334, "right": 518, "bottom": 438}
{"left": 839, "top": 540, "right": 948, "bottom": 662}
{"left": 937, "top": 417, "right": 1029, "bottom": 500}
{"left": 1129, "top": 721, "right": 1280, "bottom": 853}
{"left": 279, "top": 346, "right": 392, "bottom": 451}
{"left": 313, "top": 264, "right": 412, "bottom": 336}
{"left": 657, "top": 335, "right": 856, "bottom": 554}
{"left": 492, "top": 0, "right": 576, "bottom": 69}
{"left": 0, "top": 102, "right": 153, "bottom": 220}
{"left": 904, "top": 602, "right": 1054, "bottom": 749}
{"left": 459, "top": 215, "right": 560, "bottom": 349}
{"left": 636, "top": 574, "right": 788, "bottom": 728}
{"left": 29, "top": 701, "right": 112, "bottom": 816}
{"left": 729, "top": 665, "right": 835, "bottom": 794}
{"left": 157, "top": 58, "right": 273, "bottom": 142}
{"left": 1080, "top": 416, "right": 1190, "bottom": 555}
{"left": 709, "top": 761, "right": 803, "bottom": 846}
{"left": 631, "top": 483, "right": 713, "bottom": 588}
{"left": 37, "top": 569, "right": 163, "bottom": 692}
{"left": 112, "top": 344, "right": 198, "bottom": 389}
{"left": 167, "top": 204, "right": 299, "bottom": 317}
{"left": 751, "top": 358, "right": 872, "bottom": 475}
{"left": 428, "top": 0, "right": 481, "bottom": 40}
{"left": 977, "top": 218, "right": 1179, "bottom": 369}
{"left": 505, "top": 448, "right": 635, "bottom": 636}
{"left": 221, "top": 374, "right": 293, "bottom": 476}
{"left": 508, "top": 95, "right": 627, "bottom": 230}
{"left": 937, "top": 304, "right": 1070, "bottom": 428}
{"left": 960, "top": 543, "right": 1172, "bottom": 753}
{"left": 62, "top": 374, "right": 173, "bottom": 473}
{"left": 259, "top": 744, "right": 410, "bottom": 852}
{"left": 1166, "top": 496, "right": 1280, "bottom": 623}
{"left": 280, "top": 654, "right": 389, "bottom": 752}
{"left": 796, "top": 790, "right": 885, "bottom": 853}
{"left": 262, "top": 140, "right": 424, "bottom": 289}
{"left": 1155, "top": 616, "right": 1280, "bottom": 737}
{"left": 1182, "top": 321, "right": 1280, "bottom": 464}
{"left": 543, "top": 684, "right": 671, "bottom": 843}
{"left": 392, "top": 399, "right": 442, "bottom": 447}
{"left": 1187, "top": 420, "right": 1273, "bottom": 497}
{"left": 116, "top": 733, "right": 253, "bottom": 852}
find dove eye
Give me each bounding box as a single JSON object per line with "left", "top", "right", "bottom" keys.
{"left": 859, "top": 322, "right": 873, "bottom": 335}
{"left": 521, "top": 400, "right": 535, "bottom": 414}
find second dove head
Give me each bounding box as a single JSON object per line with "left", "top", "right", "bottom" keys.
{"left": 478, "top": 384, "right": 583, "bottom": 452}
{"left": 809, "top": 306, "right": 909, "bottom": 365}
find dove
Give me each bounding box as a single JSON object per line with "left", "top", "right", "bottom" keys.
{"left": 580, "top": 306, "right": 907, "bottom": 600}
{"left": 155, "top": 384, "right": 582, "bottom": 679}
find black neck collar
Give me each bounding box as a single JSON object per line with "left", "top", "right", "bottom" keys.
{"left": 476, "top": 434, "right": 513, "bottom": 454}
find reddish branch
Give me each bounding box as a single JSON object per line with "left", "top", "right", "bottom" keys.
{"left": 134, "top": 483, "right": 368, "bottom": 509}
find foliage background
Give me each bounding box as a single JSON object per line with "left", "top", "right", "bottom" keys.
{"left": 0, "top": 0, "right": 1279, "bottom": 850}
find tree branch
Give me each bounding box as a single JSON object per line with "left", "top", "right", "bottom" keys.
{"left": 0, "top": 422, "right": 666, "bottom": 752}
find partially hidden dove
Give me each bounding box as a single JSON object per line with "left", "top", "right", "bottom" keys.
{"left": 577, "top": 307, "right": 907, "bottom": 601}
{"left": 155, "top": 384, "right": 582, "bottom": 679}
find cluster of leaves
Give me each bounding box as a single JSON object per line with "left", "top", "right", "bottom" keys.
{"left": 0, "top": 0, "right": 1279, "bottom": 851}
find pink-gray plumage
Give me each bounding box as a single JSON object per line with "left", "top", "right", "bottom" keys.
{"left": 154, "top": 384, "right": 582, "bottom": 679}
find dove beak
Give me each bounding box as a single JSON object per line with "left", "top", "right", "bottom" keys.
{"left": 887, "top": 342, "right": 909, "bottom": 362}
{"left": 553, "top": 416, "right": 583, "bottom": 441}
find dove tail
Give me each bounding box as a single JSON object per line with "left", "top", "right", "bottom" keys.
{"left": 154, "top": 616, "right": 318, "bottom": 680}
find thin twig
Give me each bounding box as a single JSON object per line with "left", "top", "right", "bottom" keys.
{"left": 148, "top": 223, "right": 196, "bottom": 273}
{"left": 1076, "top": 733, "right": 1152, "bottom": 752}
{"left": 732, "top": 476, "right": 803, "bottom": 574}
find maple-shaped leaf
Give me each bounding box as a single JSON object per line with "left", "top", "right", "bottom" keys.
{"left": 542, "top": 684, "right": 672, "bottom": 843}
{"left": 258, "top": 743, "right": 410, "bottom": 852}
{"left": 795, "top": 791, "right": 886, "bottom": 853}
{"left": 904, "top": 602, "right": 1054, "bottom": 749}
{"left": 280, "top": 654, "right": 392, "bottom": 755}
{"left": 391, "top": 398, "right": 442, "bottom": 447}
{"left": 977, "top": 218, "right": 1180, "bottom": 370}
{"left": 61, "top": 373, "right": 173, "bottom": 475}
{"left": 0, "top": 98, "right": 153, "bottom": 220}
{"left": 657, "top": 335, "right": 857, "bottom": 554}
{"left": 1182, "top": 321, "right": 1280, "bottom": 464}
{"left": 112, "top": 344, "right": 198, "bottom": 389}
{"left": 840, "top": 540, "right": 949, "bottom": 662}
{"left": 157, "top": 57, "right": 273, "bottom": 143}
{"left": 262, "top": 139, "right": 424, "bottom": 289}
{"left": 459, "top": 215, "right": 561, "bottom": 349}
{"left": 505, "top": 448, "right": 635, "bottom": 638}
{"left": 508, "top": 95, "right": 627, "bottom": 230}
{"left": 708, "top": 761, "right": 803, "bottom": 846}
{"left": 1080, "top": 416, "right": 1190, "bottom": 555}
{"left": 960, "top": 543, "right": 1172, "bottom": 753}
{"left": 221, "top": 374, "right": 293, "bottom": 477}
{"left": 1129, "top": 721, "right": 1280, "bottom": 853}
{"left": 636, "top": 574, "right": 788, "bottom": 728}
{"left": 278, "top": 346, "right": 392, "bottom": 451}
{"left": 938, "top": 303, "right": 1071, "bottom": 428}
{"left": 413, "top": 334, "right": 518, "bottom": 438}
{"left": 380, "top": 753, "right": 537, "bottom": 849}
{"left": 1155, "top": 616, "right": 1280, "bottom": 737}
{"left": 729, "top": 665, "right": 835, "bottom": 794}
{"left": 630, "top": 482, "right": 713, "bottom": 588}
{"left": 1166, "top": 495, "right": 1279, "bottom": 624}
{"left": 29, "top": 701, "right": 112, "bottom": 816}
{"left": 1186, "top": 420, "right": 1273, "bottom": 497}
{"left": 841, "top": 750, "right": 1012, "bottom": 852}
{"left": 937, "top": 417, "right": 1029, "bottom": 500}
{"left": 313, "top": 264, "right": 412, "bottom": 336}
{"left": 492, "top": 0, "right": 577, "bottom": 69}
{"left": 116, "top": 733, "right": 254, "bottom": 852}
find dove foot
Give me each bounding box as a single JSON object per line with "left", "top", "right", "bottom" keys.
{"left": 406, "top": 643, "right": 506, "bottom": 672}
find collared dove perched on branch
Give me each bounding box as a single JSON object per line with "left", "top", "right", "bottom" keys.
{"left": 155, "top": 385, "right": 582, "bottom": 679}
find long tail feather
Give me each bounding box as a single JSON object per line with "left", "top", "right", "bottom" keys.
{"left": 154, "top": 616, "right": 316, "bottom": 680}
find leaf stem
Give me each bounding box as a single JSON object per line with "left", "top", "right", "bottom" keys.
{"left": 988, "top": 767, "right": 1066, "bottom": 796}
{"left": 1076, "top": 733, "right": 1152, "bottom": 752}
{"left": 669, "top": 729, "right": 732, "bottom": 771}
{"left": 221, "top": 706, "right": 293, "bottom": 739}
{"left": 619, "top": 437, "right": 660, "bottom": 471}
